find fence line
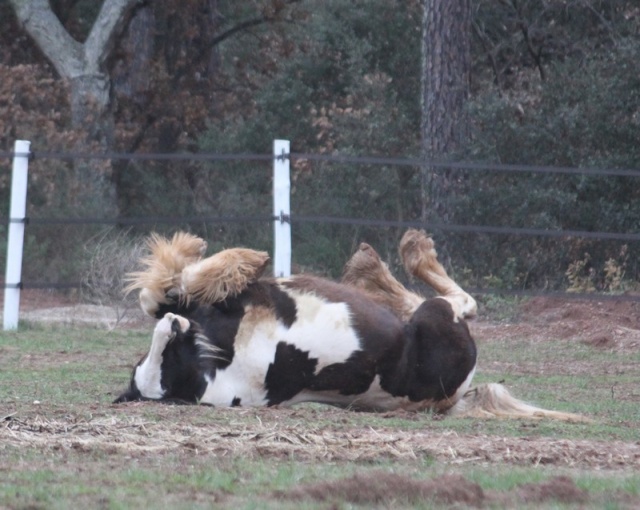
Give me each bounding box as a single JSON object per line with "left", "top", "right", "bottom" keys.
{"left": 3, "top": 141, "right": 640, "bottom": 330}
{"left": 2, "top": 150, "right": 639, "bottom": 242}
{"left": 1, "top": 214, "right": 276, "bottom": 226}
{"left": 289, "top": 216, "right": 640, "bottom": 242}
{"left": 6, "top": 280, "right": 640, "bottom": 304}
{"left": 289, "top": 153, "right": 640, "bottom": 178}
{"left": 2, "top": 149, "right": 640, "bottom": 178}
{"left": 2, "top": 141, "right": 293, "bottom": 329}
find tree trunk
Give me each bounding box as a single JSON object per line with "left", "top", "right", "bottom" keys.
{"left": 9, "top": 0, "right": 137, "bottom": 216}
{"left": 420, "top": 0, "right": 471, "bottom": 223}
{"left": 68, "top": 71, "right": 116, "bottom": 214}
{"left": 112, "top": 5, "right": 155, "bottom": 104}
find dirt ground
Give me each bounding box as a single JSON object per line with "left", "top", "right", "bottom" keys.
{"left": 478, "top": 295, "right": 640, "bottom": 351}
{"left": 3, "top": 290, "right": 640, "bottom": 508}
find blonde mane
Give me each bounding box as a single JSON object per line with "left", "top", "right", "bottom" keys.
{"left": 125, "top": 232, "right": 207, "bottom": 309}
{"left": 126, "top": 232, "right": 270, "bottom": 314}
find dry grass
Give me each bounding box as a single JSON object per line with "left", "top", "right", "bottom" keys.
{"left": 2, "top": 294, "right": 640, "bottom": 508}
{"left": 2, "top": 406, "right": 639, "bottom": 470}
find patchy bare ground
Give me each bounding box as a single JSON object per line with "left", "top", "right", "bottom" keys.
{"left": 12, "top": 290, "right": 640, "bottom": 343}
{"left": 473, "top": 296, "right": 640, "bottom": 351}
{"left": 277, "top": 472, "right": 601, "bottom": 508}
{"left": 3, "top": 290, "right": 640, "bottom": 507}
{"left": 3, "top": 405, "right": 640, "bottom": 508}
{"left": 7, "top": 289, "right": 150, "bottom": 329}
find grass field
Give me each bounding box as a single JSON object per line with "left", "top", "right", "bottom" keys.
{"left": 2, "top": 297, "right": 640, "bottom": 509}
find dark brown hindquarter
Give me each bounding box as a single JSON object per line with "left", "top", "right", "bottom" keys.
{"left": 385, "top": 297, "right": 477, "bottom": 406}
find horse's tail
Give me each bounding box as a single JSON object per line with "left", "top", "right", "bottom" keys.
{"left": 447, "top": 383, "right": 590, "bottom": 422}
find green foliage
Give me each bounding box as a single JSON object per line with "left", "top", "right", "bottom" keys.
{"left": 205, "top": 0, "right": 421, "bottom": 155}
{"left": 457, "top": 37, "right": 640, "bottom": 289}
{"left": 196, "top": 0, "right": 640, "bottom": 286}
{"left": 469, "top": 42, "right": 640, "bottom": 169}
{"left": 566, "top": 245, "right": 636, "bottom": 294}
{"left": 199, "top": 0, "right": 422, "bottom": 274}
{"left": 2, "top": 0, "right": 639, "bottom": 289}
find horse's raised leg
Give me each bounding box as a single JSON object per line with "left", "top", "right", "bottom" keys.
{"left": 399, "top": 229, "right": 477, "bottom": 320}
{"left": 181, "top": 247, "right": 270, "bottom": 304}
{"left": 342, "top": 242, "right": 423, "bottom": 321}
{"left": 134, "top": 313, "right": 190, "bottom": 400}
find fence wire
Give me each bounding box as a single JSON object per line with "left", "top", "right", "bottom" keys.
{"left": 2, "top": 149, "right": 640, "bottom": 177}
{"left": 2, "top": 148, "right": 639, "bottom": 301}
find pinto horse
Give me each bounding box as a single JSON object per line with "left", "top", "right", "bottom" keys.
{"left": 115, "top": 230, "right": 583, "bottom": 420}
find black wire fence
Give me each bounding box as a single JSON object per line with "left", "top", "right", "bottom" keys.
{"left": 1, "top": 147, "right": 639, "bottom": 303}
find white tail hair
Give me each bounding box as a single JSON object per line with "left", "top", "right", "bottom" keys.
{"left": 447, "top": 383, "right": 590, "bottom": 422}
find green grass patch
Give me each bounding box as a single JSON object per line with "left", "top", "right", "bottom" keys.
{"left": 1, "top": 322, "right": 639, "bottom": 509}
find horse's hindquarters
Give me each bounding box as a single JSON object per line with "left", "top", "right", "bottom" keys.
{"left": 383, "top": 298, "right": 478, "bottom": 411}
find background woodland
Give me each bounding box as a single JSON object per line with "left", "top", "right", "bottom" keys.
{"left": 1, "top": 0, "right": 639, "bottom": 296}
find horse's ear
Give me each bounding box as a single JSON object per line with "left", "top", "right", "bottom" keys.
{"left": 181, "top": 248, "right": 270, "bottom": 304}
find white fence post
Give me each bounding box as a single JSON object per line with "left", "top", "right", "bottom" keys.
{"left": 4, "top": 140, "right": 31, "bottom": 330}
{"left": 273, "top": 139, "right": 291, "bottom": 277}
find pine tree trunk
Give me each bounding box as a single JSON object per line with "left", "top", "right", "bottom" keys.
{"left": 420, "top": 0, "right": 471, "bottom": 223}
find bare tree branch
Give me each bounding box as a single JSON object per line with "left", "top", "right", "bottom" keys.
{"left": 85, "top": 0, "right": 138, "bottom": 69}
{"left": 172, "top": 0, "right": 302, "bottom": 87}
{"left": 472, "top": 19, "right": 503, "bottom": 90}
{"left": 579, "top": 0, "right": 619, "bottom": 46}
{"left": 9, "top": 0, "right": 84, "bottom": 77}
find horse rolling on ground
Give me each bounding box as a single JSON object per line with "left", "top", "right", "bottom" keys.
{"left": 115, "top": 229, "right": 585, "bottom": 421}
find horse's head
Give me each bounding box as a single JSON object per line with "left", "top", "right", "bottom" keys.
{"left": 114, "top": 313, "right": 209, "bottom": 404}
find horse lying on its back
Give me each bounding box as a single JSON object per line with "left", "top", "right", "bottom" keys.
{"left": 115, "top": 229, "right": 585, "bottom": 421}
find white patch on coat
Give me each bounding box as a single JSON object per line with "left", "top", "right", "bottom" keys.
{"left": 281, "top": 376, "right": 435, "bottom": 412}
{"left": 283, "top": 289, "right": 360, "bottom": 370}
{"left": 449, "top": 363, "right": 476, "bottom": 405}
{"left": 139, "top": 287, "right": 160, "bottom": 317}
{"left": 199, "top": 289, "right": 362, "bottom": 406}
